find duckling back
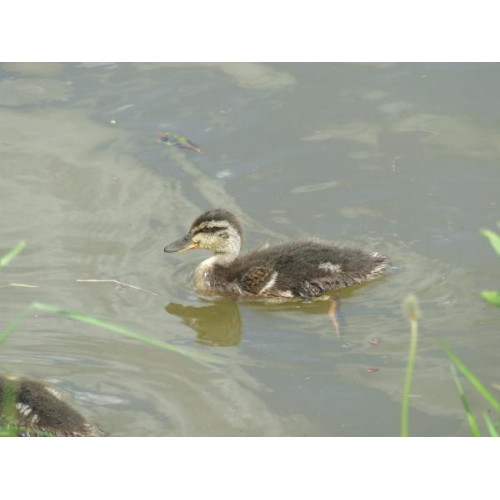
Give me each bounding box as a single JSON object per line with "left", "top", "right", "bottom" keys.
{"left": 236, "top": 241, "right": 387, "bottom": 298}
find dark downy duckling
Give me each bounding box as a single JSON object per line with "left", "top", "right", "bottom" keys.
{"left": 164, "top": 209, "right": 387, "bottom": 299}
{"left": 0, "top": 375, "right": 103, "bottom": 437}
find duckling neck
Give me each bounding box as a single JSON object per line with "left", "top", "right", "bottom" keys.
{"left": 211, "top": 233, "right": 241, "bottom": 266}
{"left": 195, "top": 251, "right": 239, "bottom": 291}
{"left": 210, "top": 250, "right": 239, "bottom": 266}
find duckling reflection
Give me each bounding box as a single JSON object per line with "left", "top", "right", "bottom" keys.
{"left": 0, "top": 375, "right": 103, "bottom": 437}
{"left": 165, "top": 297, "right": 348, "bottom": 345}
{"left": 246, "top": 296, "right": 346, "bottom": 332}
{"left": 165, "top": 300, "right": 242, "bottom": 346}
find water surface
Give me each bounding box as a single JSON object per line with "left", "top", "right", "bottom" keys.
{"left": 1, "top": 62, "right": 499, "bottom": 435}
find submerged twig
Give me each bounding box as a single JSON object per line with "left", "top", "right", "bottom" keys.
{"left": 76, "top": 279, "right": 158, "bottom": 296}
{"left": 1, "top": 283, "right": 40, "bottom": 288}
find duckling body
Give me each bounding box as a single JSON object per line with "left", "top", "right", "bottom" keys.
{"left": 0, "top": 375, "right": 103, "bottom": 437}
{"left": 165, "top": 209, "right": 387, "bottom": 299}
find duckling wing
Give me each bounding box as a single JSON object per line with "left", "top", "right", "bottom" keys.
{"left": 239, "top": 260, "right": 327, "bottom": 298}
{"left": 241, "top": 266, "right": 277, "bottom": 295}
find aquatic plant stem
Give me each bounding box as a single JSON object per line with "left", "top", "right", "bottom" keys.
{"left": 401, "top": 295, "right": 420, "bottom": 437}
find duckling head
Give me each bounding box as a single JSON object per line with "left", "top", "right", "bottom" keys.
{"left": 164, "top": 209, "right": 243, "bottom": 263}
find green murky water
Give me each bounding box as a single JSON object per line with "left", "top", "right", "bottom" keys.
{"left": 1, "top": 62, "right": 499, "bottom": 435}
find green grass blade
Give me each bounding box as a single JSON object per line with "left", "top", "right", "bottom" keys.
{"left": 444, "top": 347, "right": 500, "bottom": 414}
{"left": 481, "top": 229, "right": 500, "bottom": 256}
{"left": 1, "top": 377, "right": 18, "bottom": 431}
{"left": 0, "top": 305, "right": 34, "bottom": 345}
{"left": 30, "top": 302, "right": 221, "bottom": 364}
{"left": 2, "top": 302, "right": 221, "bottom": 363}
{"left": 481, "top": 290, "right": 500, "bottom": 307}
{"left": 0, "top": 426, "right": 54, "bottom": 437}
{"left": 483, "top": 413, "right": 499, "bottom": 437}
{"left": 0, "top": 427, "right": 21, "bottom": 437}
{"left": 401, "top": 294, "right": 420, "bottom": 437}
{"left": 0, "top": 241, "right": 26, "bottom": 268}
{"left": 450, "top": 364, "right": 481, "bottom": 436}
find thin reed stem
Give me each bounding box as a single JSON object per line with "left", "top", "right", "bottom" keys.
{"left": 401, "top": 295, "right": 420, "bottom": 437}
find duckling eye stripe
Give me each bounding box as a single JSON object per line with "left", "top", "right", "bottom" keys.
{"left": 193, "top": 226, "right": 225, "bottom": 235}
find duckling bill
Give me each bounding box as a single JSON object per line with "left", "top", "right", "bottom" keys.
{"left": 165, "top": 209, "right": 387, "bottom": 299}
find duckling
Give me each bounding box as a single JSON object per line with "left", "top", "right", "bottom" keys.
{"left": 0, "top": 375, "right": 103, "bottom": 437}
{"left": 164, "top": 209, "right": 387, "bottom": 299}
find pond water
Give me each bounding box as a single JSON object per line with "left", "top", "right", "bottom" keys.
{"left": 1, "top": 62, "right": 499, "bottom": 436}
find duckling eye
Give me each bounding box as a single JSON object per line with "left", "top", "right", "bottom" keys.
{"left": 203, "top": 227, "right": 222, "bottom": 234}
{"left": 219, "top": 233, "right": 229, "bottom": 239}
{"left": 198, "top": 226, "right": 228, "bottom": 235}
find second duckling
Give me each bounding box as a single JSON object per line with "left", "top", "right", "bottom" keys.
{"left": 0, "top": 375, "right": 103, "bottom": 437}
